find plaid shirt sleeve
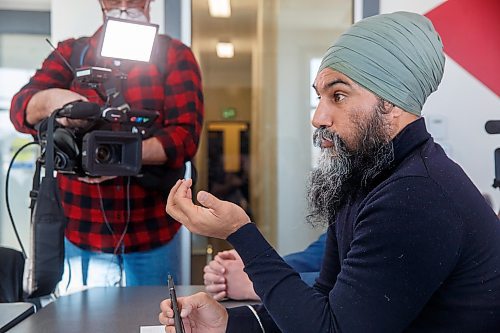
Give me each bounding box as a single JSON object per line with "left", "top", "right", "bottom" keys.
{"left": 154, "top": 38, "right": 204, "bottom": 169}
{"left": 10, "top": 39, "right": 76, "bottom": 135}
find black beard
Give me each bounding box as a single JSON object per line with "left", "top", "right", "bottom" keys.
{"left": 306, "top": 101, "right": 394, "bottom": 228}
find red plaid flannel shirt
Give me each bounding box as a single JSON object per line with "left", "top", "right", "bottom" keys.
{"left": 10, "top": 28, "right": 204, "bottom": 253}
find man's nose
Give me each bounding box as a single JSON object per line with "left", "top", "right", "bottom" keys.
{"left": 311, "top": 103, "right": 332, "bottom": 129}
{"left": 118, "top": 1, "right": 129, "bottom": 9}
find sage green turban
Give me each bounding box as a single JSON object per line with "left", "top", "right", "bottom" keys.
{"left": 318, "top": 11, "right": 445, "bottom": 116}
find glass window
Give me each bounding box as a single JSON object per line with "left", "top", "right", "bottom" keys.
{"left": 191, "top": 0, "right": 352, "bottom": 282}
{"left": 0, "top": 22, "right": 49, "bottom": 250}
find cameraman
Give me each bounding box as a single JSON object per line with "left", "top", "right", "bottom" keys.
{"left": 10, "top": 0, "right": 203, "bottom": 287}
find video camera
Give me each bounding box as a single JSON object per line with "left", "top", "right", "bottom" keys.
{"left": 36, "top": 17, "right": 160, "bottom": 177}
{"left": 36, "top": 98, "right": 159, "bottom": 177}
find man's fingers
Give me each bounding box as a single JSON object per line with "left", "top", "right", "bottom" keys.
{"left": 215, "top": 250, "right": 237, "bottom": 261}
{"left": 166, "top": 180, "right": 183, "bottom": 209}
{"left": 214, "top": 255, "right": 233, "bottom": 267}
{"left": 159, "top": 312, "right": 170, "bottom": 326}
{"left": 205, "top": 282, "right": 226, "bottom": 294}
{"left": 212, "top": 291, "right": 227, "bottom": 301}
{"left": 160, "top": 298, "right": 193, "bottom": 333}
{"left": 196, "top": 190, "right": 223, "bottom": 211}
{"left": 166, "top": 179, "right": 190, "bottom": 222}
{"left": 171, "top": 179, "right": 200, "bottom": 220}
{"left": 159, "top": 299, "right": 173, "bottom": 325}
{"left": 160, "top": 299, "right": 173, "bottom": 313}
{"left": 203, "top": 264, "right": 218, "bottom": 275}
{"left": 208, "top": 259, "right": 225, "bottom": 273}
{"left": 179, "top": 299, "right": 196, "bottom": 318}
{"left": 176, "top": 178, "right": 193, "bottom": 197}
{"left": 228, "top": 249, "right": 241, "bottom": 260}
{"left": 203, "top": 272, "right": 225, "bottom": 284}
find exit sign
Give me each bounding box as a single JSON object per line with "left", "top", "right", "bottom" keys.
{"left": 222, "top": 107, "right": 237, "bottom": 119}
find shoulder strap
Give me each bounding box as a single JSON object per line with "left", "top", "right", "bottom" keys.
{"left": 154, "top": 35, "right": 171, "bottom": 79}
{"left": 69, "top": 37, "right": 91, "bottom": 69}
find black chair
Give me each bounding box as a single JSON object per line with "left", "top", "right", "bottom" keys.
{"left": 0, "top": 247, "right": 25, "bottom": 303}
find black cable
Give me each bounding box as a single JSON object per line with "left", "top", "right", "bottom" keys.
{"left": 5, "top": 141, "right": 39, "bottom": 259}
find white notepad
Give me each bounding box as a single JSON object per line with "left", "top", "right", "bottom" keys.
{"left": 140, "top": 325, "right": 166, "bottom": 333}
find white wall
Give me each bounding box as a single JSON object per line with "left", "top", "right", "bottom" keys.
{"left": 51, "top": 0, "right": 165, "bottom": 43}
{"left": 275, "top": 1, "right": 352, "bottom": 254}
{"left": 0, "top": 112, "right": 36, "bottom": 250}
{"left": 276, "top": 27, "right": 323, "bottom": 254}
{"left": 0, "top": 34, "right": 51, "bottom": 70}
{"left": 0, "top": 69, "right": 38, "bottom": 250}
{"left": 380, "top": 0, "right": 500, "bottom": 211}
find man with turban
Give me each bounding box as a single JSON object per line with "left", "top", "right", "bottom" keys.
{"left": 159, "top": 12, "right": 500, "bottom": 332}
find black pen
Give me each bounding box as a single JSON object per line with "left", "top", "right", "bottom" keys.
{"left": 168, "top": 275, "right": 185, "bottom": 333}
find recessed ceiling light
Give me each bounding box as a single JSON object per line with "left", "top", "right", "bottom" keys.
{"left": 216, "top": 42, "right": 234, "bottom": 58}
{"left": 208, "top": 0, "right": 231, "bottom": 18}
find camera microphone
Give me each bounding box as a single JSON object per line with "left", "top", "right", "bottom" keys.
{"left": 485, "top": 121, "right": 500, "bottom": 134}
{"left": 57, "top": 101, "right": 101, "bottom": 119}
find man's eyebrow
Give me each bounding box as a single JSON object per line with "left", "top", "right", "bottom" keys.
{"left": 312, "top": 79, "right": 351, "bottom": 91}
{"left": 326, "top": 79, "right": 351, "bottom": 88}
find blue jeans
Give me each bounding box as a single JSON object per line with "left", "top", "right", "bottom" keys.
{"left": 61, "top": 232, "right": 181, "bottom": 292}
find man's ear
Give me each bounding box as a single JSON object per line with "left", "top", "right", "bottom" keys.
{"left": 386, "top": 102, "right": 407, "bottom": 120}
{"left": 393, "top": 105, "right": 420, "bottom": 133}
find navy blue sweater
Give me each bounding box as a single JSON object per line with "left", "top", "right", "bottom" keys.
{"left": 226, "top": 118, "right": 500, "bottom": 332}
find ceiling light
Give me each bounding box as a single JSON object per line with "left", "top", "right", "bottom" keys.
{"left": 208, "top": 0, "right": 231, "bottom": 18}
{"left": 216, "top": 42, "right": 234, "bottom": 58}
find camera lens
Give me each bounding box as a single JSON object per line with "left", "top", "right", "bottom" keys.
{"left": 95, "top": 144, "right": 122, "bottom": 164}
{"left": 95, "top": 144, "right": 115, "bottom": 164}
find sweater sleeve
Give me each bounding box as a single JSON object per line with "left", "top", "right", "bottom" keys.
{"left": 226, "top": 223, "right": 334, "bottom": 332}
{"left": 226, "top": 176, "right": 462, "bottom": 332}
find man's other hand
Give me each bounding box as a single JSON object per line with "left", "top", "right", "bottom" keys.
{"left": 204, "top": 250, "right": 259, "bottom": 301}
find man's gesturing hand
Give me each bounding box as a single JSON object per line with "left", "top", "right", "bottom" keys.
{"left": 166, "top": 179, "right": 251, "bottom": 239}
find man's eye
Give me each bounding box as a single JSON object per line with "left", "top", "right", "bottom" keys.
{"left": 333, "top": 94, "right": 345, "bottom": 102}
